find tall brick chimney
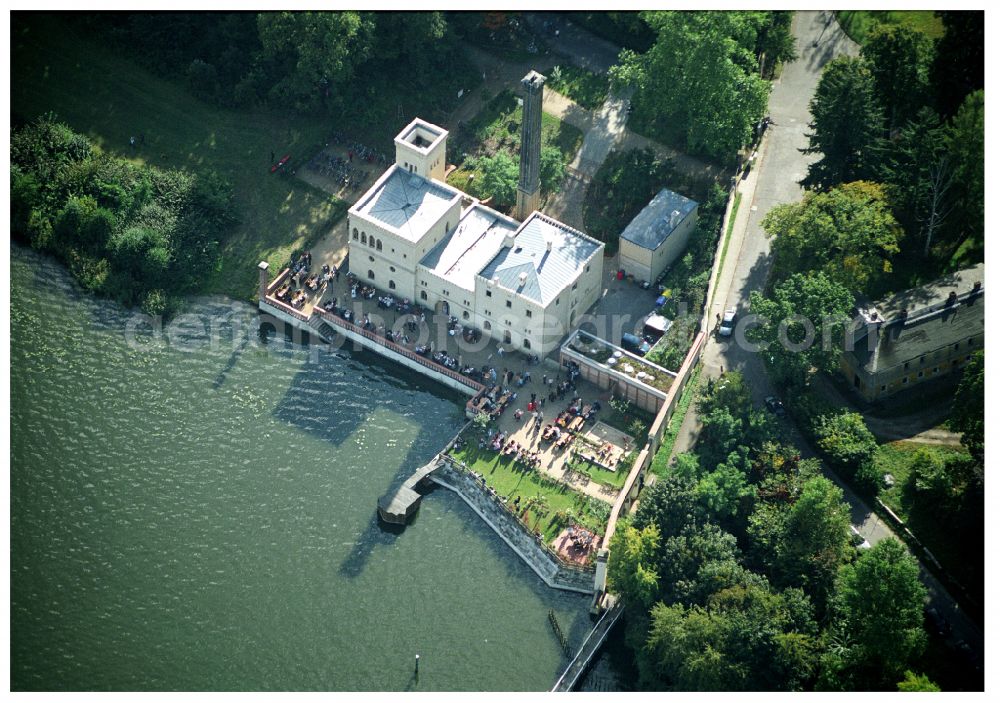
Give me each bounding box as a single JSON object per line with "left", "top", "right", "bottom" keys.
{"left": 516, "top": 70, "right": 546, "bottom": 221}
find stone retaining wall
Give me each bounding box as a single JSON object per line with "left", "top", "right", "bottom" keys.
{"left": 431, "top": 461, "right": 596, "bottom": 594}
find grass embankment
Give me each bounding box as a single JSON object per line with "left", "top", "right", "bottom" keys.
{"left": 12, "top": 14, "right": 346, "bottom": 301}
{"left": 835, "top": 10, "right": 944, "bottom": 43}
{"left": 546, "top": 64, "right": 610, "bottom": 111}
{"left": 711, "top": 191, "right": 742, "bottom": 301}
{"left": 873, "top": 440, "right": 981, "bottom": 607}
{"left": 449, "top": 443, "right": 610, "bottom": 543}
{"left": 648, "top": 366, "right": 702, "bottom": 479}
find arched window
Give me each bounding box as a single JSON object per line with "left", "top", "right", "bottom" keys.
{"left": 367, "top": 270, "right": 375, "bottom": 280}
{"left": 369, "top": 237, "right": 375, "bottom": 248}
{"left": 462, "top": 311, "right": 470, "bottom": 320}
{"left": 523, "top": 339, "right": 531, "bottom": 349}
{"left": 389, "top": 280, "right": 396, "bottom": 290}
{"left": 361, "top": 232, "right": 367, "bottom": 245}
{"left": 352, "top": 228, "right": 359, "bottom": 240}
{"left": 376, "top": 240, "right": 382, "bottom": 251}
{"left": 483, "top": 321, "right": 492, "bottom": 331}
{"left": 420, "top": 290, "right": 428, "bottom": 301}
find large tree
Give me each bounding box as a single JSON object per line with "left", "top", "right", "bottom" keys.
{"left": 951, "top": 350, "right": 984, "bottom": 465}
{"left": 801, "top": 57, "right": 883, "bottom": 190}
{"left": 641, "top": 583, "right": 819, "bottom": 691}
{"left": 860, "top": 25, "right": 933, "bottom": 132}
{"left": 634, "top": 473, "right": 707, "bottom": 541}
{"left": 607, "top": 523, "right": 661, "bottom": 610}
{"left": 763, "top": 181, "right": 902, "bottom": 292}
{"left": 613, "top": 11, "right": 771, "bottom": 162}
{"left": 833, "top": 539, "right": 927, "bottom": 681}
{"left": 475, "top": 151, "right": 519, "bottom": 209}
{"left": 748, "top": 271, "right": 856, "bottom": 384}
{"left": 813, "top": 411, "right": 879, "bottom": 490}
{"left": 931, "top": 11, "right": 984, "bottom": 118}
{"left": 257, "top": 12, "right": 374, "bottom": 111}
{"left": 770, "top": 476, "right": 852, "bottom": 613}
{"left": 943, "top": 91, "right": 984, "bottom": 258}
{"left": 874, "top": 108, "right": 954, "bottom": 257}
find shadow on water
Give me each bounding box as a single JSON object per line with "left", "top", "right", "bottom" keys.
{"left": 337, "top": 512, "right": 408, "bottom": 579}
{"left": 211, "top": 334, "right": 250, "bottom": 389}
{"left": 271, "top": 335, "right": 468, "bottom": 579}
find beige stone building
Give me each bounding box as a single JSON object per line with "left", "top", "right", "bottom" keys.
{"left": 618, "top": 188, "right": 699, "bottom": 284}
{"left": 347, "top": 118, "right": 605, "bottom": 354}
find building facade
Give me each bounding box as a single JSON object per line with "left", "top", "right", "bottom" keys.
{"left": 842, "top": 264, "right": 984, "bottom": 401}
{"left": 348, "top": 117, "right": 605, "bottom": 354}
{"left": 618, "top": 188, "right": 699, "bottom": 284}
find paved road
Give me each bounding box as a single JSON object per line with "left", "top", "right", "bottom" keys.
{"left": 669, "top": 10, "right": 983, "bottom": 667}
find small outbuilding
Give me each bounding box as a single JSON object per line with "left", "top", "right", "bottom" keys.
{"left": 619, "top": 188, "right": 699, "bottom": 284}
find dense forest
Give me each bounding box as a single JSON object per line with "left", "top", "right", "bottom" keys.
{"left": 11, "top": 116, "right": 238, "bottom": 315}
{"left": 609, "top": 371, "right": 944, "bottom": 691}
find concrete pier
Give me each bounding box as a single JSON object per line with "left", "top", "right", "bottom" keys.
{"left": 376, "top": 459, "right": 442, "bottom": 524}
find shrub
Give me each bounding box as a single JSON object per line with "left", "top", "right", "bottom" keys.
{"left": 477, "top": 152, "right": 518, "bottom": 209}
{"left": 814, "top": 410, "right": 879, "bottom": 491}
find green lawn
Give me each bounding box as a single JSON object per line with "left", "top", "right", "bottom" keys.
{"left": 648, "top": 365, "right": 702, "bottom": 479}
{"left": 565, "top": 451, "right": 631, "bottom": 491}
{"left": 449, "top": 442, "right": 608, "bottom": 542}
{"left": 11, "top": 14, "right": 350, "bottom": 301}
{"left": 711, "top": 191, "right": 742, "bottom": 301}
{"left": 546, "top": 64, "right": 610, "bottom": 111}
{"left": 835, "top": 10, "right": 945, "bottom": 44}
{"left": 874, "top": 441, "right": 981, "bottom": 609}
{"left": 875, "top": 441, "right": 966, "bottom": 520}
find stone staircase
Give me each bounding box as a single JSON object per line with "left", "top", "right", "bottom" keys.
{"left": 307, "top": 314, "right": 335, "bottom": 342}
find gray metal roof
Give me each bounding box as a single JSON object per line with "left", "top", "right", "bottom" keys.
{"left": 620, "top": 188, "right": 698, "bottom": 251}
{"left": 477, "top": 212, "right": 602, "bottom": 306}
{"left": 851, "top": 264, "right": 985, "bottom": 375}
{"left": 419, "top": 204, "right": 519, "bottom": 292}
{"left": 356, "top": 166, "right": 459, "bottom": 241}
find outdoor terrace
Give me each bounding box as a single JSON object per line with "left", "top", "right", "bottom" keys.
{"left": 563, "top": 330, "right": 676, "bottom": 394}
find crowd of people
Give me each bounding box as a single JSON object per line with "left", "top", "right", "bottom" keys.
{"left": 479, "top": 429, "right": 543, "bottom": 468}
{"left": 563, "top": 525, "right": 597, "bottom": 554}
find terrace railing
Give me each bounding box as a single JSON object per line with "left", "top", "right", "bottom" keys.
{"left": 315, "top": 307, "right": 485, "bottom": 394}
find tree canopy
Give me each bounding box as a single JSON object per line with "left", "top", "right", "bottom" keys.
{"left": 11, "top": 116, "right": 237, "bottom": 315}
{"left": 951, "top": 350, "right": 984, "bottom": 465}
{"left": 833, "top": 539, "right": 927, "bottom": 680}
{"left": 801, "top": 57, "right": 883, "bottom": 190}
{"left": 613, "top": 11, "right": 773, "bottom": 162}
{"left": 860, "top": 25, "right": 933, "bottom": 132}
{"left": 764, "top": 181, "right": 902, "bottom": 293}
{"left": 608, "top": 523, "right": 661, "bottom": 610}
{"left": 748, "top": 271, "right": 856, "bottom": 383}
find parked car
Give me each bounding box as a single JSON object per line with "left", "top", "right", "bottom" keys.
{"left": 642, "top": 313, "right": 672, "bottom": 341}
{"left": 764, "top": 395, "right": 786, "bottom": 417}
{"left": 621, "top": 332, "right": 651, "bottom": 356}
{"left": 719, "top": 307, "right": 737, "bottom": 337}
{"left": 849, "top": 525, "right": 871, "bottom": 549}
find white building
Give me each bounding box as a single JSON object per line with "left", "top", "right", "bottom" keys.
{"left": 618, "top": 188, "right": 699, "bottom": 284}
{"left": 348, "top": 118, "right": 605, "bottom": 354}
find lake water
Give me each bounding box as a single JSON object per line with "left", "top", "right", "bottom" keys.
{"left": 9, "top": 244, "right": 591, "bottom": 691}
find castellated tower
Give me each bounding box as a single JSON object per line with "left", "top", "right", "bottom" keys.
{"left": 393, "top": 118, "right": 448, "bottom": 181}
{"left": 516, "top": 70, "right": 545, "bottom": 221}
